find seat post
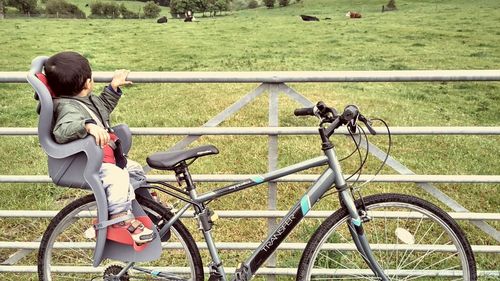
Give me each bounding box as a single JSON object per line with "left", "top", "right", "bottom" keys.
{"left": 174, "top": 162, "right": 196, "bottom": 192}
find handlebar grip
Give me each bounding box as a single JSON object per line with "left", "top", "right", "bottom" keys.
{"left": 294, "top": 107, "right": 315, "bottom": 116}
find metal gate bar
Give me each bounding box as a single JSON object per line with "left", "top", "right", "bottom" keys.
{"left": 0, "top": 265, "right": 498, "bottom": 277}
{"left": 2, "top": 174, "right": 500, "bottom": 183}
{"left": 1, "top": 210, "right": 499, "bottom": 220}
{"left": 2, "top": 70, "right": 500, "bottom": 83}
{"left": 2, "top": 126, "right": 500, "bottom": 135}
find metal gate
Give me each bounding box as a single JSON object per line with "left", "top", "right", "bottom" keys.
{"left": 1, "top": 70, "right": 499, "bottom": 277}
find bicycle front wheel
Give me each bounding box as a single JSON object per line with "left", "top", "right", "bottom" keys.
{"left": 297, "top": 193, "right": 476, "bottom": 280}
{"left": 38, "top": 194, "right": 204, "bottom": 281}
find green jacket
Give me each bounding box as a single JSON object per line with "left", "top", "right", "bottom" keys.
{"left": 52, "top": 86, "right": 121, "bottom": 144}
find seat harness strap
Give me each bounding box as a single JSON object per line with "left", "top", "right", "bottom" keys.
{"left": 93, "top": 213, "right": 135, "bottom": 230}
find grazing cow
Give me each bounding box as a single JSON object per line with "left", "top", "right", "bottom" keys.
{"left": 382, "top": 5, "right": 397, "bottom": 12}
{"left": 157, "top": 16, "right": 168, "bottom": 23}
{"left": 184, "top": 10, "right": 194, "bottom": 22}
{"left": 300, "top": 15, "right": 320, "bottom": 21}
{"left": 346, "top": 11, "right": 362, "bottom": 18}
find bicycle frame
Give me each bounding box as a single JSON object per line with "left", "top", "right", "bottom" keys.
{"left": 137, "top": 141, "right": 389, "bottom": 280}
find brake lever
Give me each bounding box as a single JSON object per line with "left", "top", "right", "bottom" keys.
{"left": 312, "top": 106, "right": 322, "bottom": 119}
{"left": 348, "top": 118, "right": 357, "bottom": 133}
{"left": 316, "top": 102, "right": 339, "bottom": 125}
{"left": 358, "top": 114, "right": 377, "bottom": 135}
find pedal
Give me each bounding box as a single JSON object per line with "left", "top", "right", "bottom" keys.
{"left": 208, "top": 262, "right": 223, "bottom": 281}
{"left": 234, "top": 263, "right": 251, "bottom": 281}
{"left": 208, "top": 272, "right": 223, "bottom": 281}
{"left": 207, "top": 260, "right": 224, "bottom": 281}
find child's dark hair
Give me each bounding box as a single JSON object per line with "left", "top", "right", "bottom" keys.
{"left": 44, "top": 51, "right": 92, "bottom": 96}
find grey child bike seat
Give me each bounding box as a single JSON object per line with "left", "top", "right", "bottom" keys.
{"left": 27, "top": 56, "right": 161, "bottom": 267}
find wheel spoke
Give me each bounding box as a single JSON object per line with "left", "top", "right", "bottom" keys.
{"left": 39, "top": 196, "right": 202, "bottom": 281}
{"left": 396, "top": 214, "right": 425, "bottom": 271}
{"left": 373, "top": 216, "right": 383, "bottom": 265}
{"left": 404, "top": 264, "right": 461, "bottom": 281}
{"left": 407, "top": 231, "right": 447, "bottom": 272}
{"left": 421, "top": 256, "right": 460, "bottom": 272}
{"left": 301, "top": 194, "right": 474, "bottom": 281}
{"left": 391, "top": 214, "right": 400, "bottom": 280}
{"left": 314, "top": 252, "right": 377, "bottom": 280}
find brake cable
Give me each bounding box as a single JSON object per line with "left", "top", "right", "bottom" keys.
{"left": 339, "top": 124, "right": 363, "bottom": 162}
{"left": 345, "top": 124, "right": 369, "bottom": 182}
{"left": 351, "top": 118, "right": 392, "bottom": 191}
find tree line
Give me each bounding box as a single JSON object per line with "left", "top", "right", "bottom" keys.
{"left": 167, "top": 0, "right": 230, "bottom": 17}
{"left": 0, "top": 0, "right": 307, "bottom": 20}
{"left": 0, "top": 0, "right": 166, "bottom": 18}
{"left": 0, "top": 0, "right": 236, "bottom": 19}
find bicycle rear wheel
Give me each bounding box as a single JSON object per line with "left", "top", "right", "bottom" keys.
{"left": 38, "top": 194, "right": 203, "bottom": 281}
{"left": 297, "top": 193, "right": 476, "bottom": 280}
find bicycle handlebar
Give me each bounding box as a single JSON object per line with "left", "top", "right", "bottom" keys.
{"left": 294, "top": 101, "right": 377, "bottom": 137}
{"left": 293, "top": 107, "right": 315, "bottom": 116}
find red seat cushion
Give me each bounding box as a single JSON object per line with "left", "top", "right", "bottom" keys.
{"left": 35, "top": 72, "right": 56, "bottom": 97}
{"left": 93, "top": 216, "right": 154, "bottom": 252}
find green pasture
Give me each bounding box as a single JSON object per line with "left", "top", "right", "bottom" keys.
{"left": 0, "top": 0, "right": 499, "bottom": 279}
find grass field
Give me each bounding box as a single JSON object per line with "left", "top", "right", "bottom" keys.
{"left": 0, "top": 0, "right": 499, "bottom": 279}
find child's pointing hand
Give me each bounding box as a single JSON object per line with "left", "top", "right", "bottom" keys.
{"left": 110, "top": 69, "right": 133, "bottom": 92}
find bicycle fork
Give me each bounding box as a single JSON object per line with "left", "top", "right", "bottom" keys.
{"left": 325, "top": 145, "right": 389, "bottom": 280}
{"left": 339, "top": 189, "right": 390, "bottom": 281}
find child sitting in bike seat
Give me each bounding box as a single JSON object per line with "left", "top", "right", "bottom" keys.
{"left": 44, "top": 51, "right": 154, "bottom": 245}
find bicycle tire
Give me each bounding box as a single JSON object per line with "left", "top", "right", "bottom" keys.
{"left": 297, "top": 193, "right": 476, "bottom": 280}
{"left": 38, "top": 194, "right": 204, "bottom": 281}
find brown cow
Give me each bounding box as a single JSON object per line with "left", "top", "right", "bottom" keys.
{"left": 345, "top": 11, "right": 362, "bottom": 18}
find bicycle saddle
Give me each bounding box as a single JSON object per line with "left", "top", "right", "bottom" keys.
{"left": 147, "top": 145, "right": 219, "bottom": 170}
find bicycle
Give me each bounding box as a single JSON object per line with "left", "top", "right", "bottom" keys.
{"left": 37, "top": 101, "right": 477, "bottom": 280}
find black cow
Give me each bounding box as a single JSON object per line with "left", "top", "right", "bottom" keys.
{"left": 157, "top": 16, "right": 168, "bottom": 24}
{"left": 300, "top": 15, "right": 320, "bottom": 21}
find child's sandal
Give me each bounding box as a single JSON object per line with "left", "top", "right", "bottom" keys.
{"left": 114, "top": 219, "right": 155, "bottom": 245}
